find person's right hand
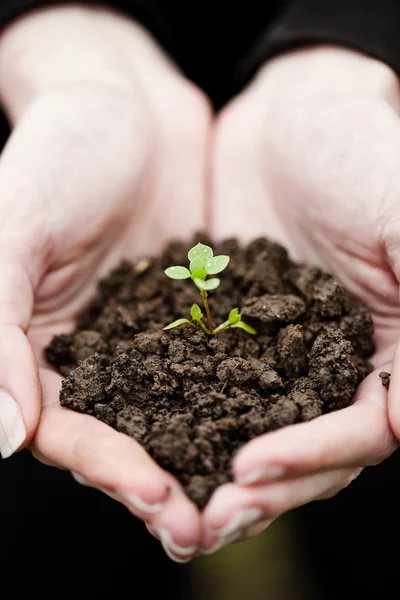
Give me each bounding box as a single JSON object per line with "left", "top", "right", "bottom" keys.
{"left": 0, "top": 5, "right": 211, "bottom": 561}
{"left": 202, "top": 45, "right": 400, "bottom": 553}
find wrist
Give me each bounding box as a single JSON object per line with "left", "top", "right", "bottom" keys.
{"left": 254, "top": 45, "right": 400, "bottom": 103}
{"left": 0, "top": 4, "right": 140, "bottom": 122}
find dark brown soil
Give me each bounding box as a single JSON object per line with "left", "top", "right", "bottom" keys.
{"left": 46, "top": 236, "right": 375, "bottom": 509}
{"left": 379, "top": 371, "right": 391, "bottom": 389}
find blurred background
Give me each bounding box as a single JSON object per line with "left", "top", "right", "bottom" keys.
{"left": 1, "top": 447, "right": 399, "bottom": 597}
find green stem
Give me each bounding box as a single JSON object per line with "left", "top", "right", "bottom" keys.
{"left": 201, "top": 290, "right": 214, "bottom": 333}
{"left": 212, "top": 320, "right": 231, "bottom": 335}
{"left": 197, "top": 320, "right": 211, "bottom": 334}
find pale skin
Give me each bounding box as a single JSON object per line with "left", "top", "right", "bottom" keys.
{"left": 204, "top": 45, "right": 400, "bottom": 551}
{"left": 1, "top": 5, "right": 400, "bottom": 562}
{"left": 0, "top": 5, "right": 211, "bottom": 561}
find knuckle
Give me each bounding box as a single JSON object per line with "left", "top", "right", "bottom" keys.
{"left": 370, "top": 430, "right": 398, "bottom": 464}
{"left": 30, "top": 448, "right": 58, "bottom": 468}
{"left": 319, "top": 468, "right": 362, "bottom": 501}
{"left": 362, "top": 400, "right": 399, "bottom": 463}
{"left": 340, "top": 467, "right": 362, "bottom": 491}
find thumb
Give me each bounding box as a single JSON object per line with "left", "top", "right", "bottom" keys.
{"left": 0, "top": 251, "right": 40, "bottom": 457}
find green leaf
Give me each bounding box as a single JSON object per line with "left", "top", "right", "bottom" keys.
{"left": 194, "top": 277, "right": 220, "bottom": 291}
{"left": 163, "top": 318, "right": 192, "bottom": 330}
{"left": 231, "top": 320, "right": 257, "bottom": 335}
{"left": 189, "top": 256, "right": 206, "bottom": 273}
{"left": 204, "top": 255, "right": 230, "bottom": 275}
{"left": 164, "top": 266, "right": 191, "bottom": 280}
{"left": 188, "top": 243, "right": 213, "bottom": 262}
{"left": 228, "top": 308, "right": 241, "bottom": 325}
{"left": 190, "top": 303, "right": 203, "bottom": 322}
{"left": 190, "top": 268, "right": 207, "bottom": 281}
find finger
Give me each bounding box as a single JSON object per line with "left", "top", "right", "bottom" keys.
{"left": 232, "top": 368, "right": 397, "bottom": 485}
{"left": 388, "top": 342, "right": 400, "bottom": 440}
{"left": 201, "top": 468, "right": 360, "bottom": 553}
{"left": 241, "top": 516, "right": 277, "bottom": 542}
{"left": 33, "top": 368, "right": 201, "bottom": 559}
{"left": 0, "top": 254, "right": 40, "bottom": 457}
{"left": 144, "top": 520, "right": 200, "bottom": 563}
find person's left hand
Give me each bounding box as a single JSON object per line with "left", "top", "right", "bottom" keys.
{"left": 0, "top": 5, "right": 212, "bottom": 563}
{"left": 200, "top": 45, "right": 400, "bottom": 554}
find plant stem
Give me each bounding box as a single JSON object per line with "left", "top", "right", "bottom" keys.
{"left": 212, "top": 320, "right": 231, "bottom": 335}
{"left": 197, "top": 320, "right": 210, "bottom": 334}
{"left": 201, "top": 290, "right": 214, "bottom": 333}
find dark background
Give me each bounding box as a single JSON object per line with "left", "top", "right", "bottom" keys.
{"left": 1, "top": 1, "right": 400, "bottom": 595}
{"left": 2, "top": 447, "right": 400, "bottom": 596}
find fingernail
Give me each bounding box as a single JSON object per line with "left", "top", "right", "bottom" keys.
{"left": 162, "top": 545, "right": 194, "bottom": 564}
{"left": 236, "top": 466, "right": 287, "bottom": 485}
{"left": 122, "top": 493, "right": 166, "bottom": 515}
{"left": 152, "top": 525, "right": 197, "bottom": 562}
{"left": 202, "top": 529, "right": 242, "bottom": 555}
{"left": 242, "top": 518, "right": 274, "bottom": 540}
{"left": 212, "top": 507, "right": 264, "bottom": 537}
{"left": 0, "top": 390, "right": 26, "bottom": 458}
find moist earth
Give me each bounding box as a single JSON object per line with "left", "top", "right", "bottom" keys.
{"left": 46, "top": 236, "right": 375, "bottom": 509}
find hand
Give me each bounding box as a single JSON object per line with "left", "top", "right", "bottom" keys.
{"left": 201, "top": 46, "right": 400, "bottom": 552}
{"left": 0, "top": 5, "right": 211, "bottom": 561}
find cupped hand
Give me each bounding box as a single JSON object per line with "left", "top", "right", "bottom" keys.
{"left": 0, "top": 6, "right": 211, "bottom": 561}
{"left": 201, "top": 46, "right": 400, "bottom": 552}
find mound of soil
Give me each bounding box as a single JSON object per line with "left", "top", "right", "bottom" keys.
{"left": 46, "top": 236, "right": 374, "bottom": 508}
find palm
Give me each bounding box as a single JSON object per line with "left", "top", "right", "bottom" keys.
{"left": 14, "top": 80, "right": 196, "bottom": 371}
{"left": 213, "top": 70, "right": 400, "bottom": 367}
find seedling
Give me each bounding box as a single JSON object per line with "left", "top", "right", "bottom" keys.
{"left": 163, "top": 243, "right": 256, "bottom": 335}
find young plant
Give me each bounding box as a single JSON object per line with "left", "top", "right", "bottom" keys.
{"left": 163, "top": 243, "right": 256, "bottom": 335}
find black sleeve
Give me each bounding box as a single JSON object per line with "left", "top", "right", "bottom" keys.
{"left": 236, "top": 0, "right": 400, "bottom": 90}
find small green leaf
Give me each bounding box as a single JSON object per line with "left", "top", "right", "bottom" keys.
{"left": 188, "top": 243, "right": 213, "bottom": 262}
{"left": 163, "top": 318, "right": 192, "bottom": 330}
{"left": 189, "top": 256, "right": 206, "bottom": 273}
{"left": 204, "top": 255, "right": 230, "bottom": 275}
{"left": 190, "top": 268, "right": 207, "bottom": 281}
{"left": 231, "top": 320, "right": 257, "bottom": 335}
{"left": 190, "top": 303, "right": 203, "bottom": 322}
{"left": 194, "top": 277, "right": 220, "bottom": 291}
{"left": 228, "top": 308, "right": 240, "bottom": 322}
{"left": 164, "top": 266, "right": 191, "bottom": 280}
{"left": 230, "top": 315, "right": 241, "bottom": 324}
{"left": 228, "top": 310, "right": 241, "bottom": 325}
